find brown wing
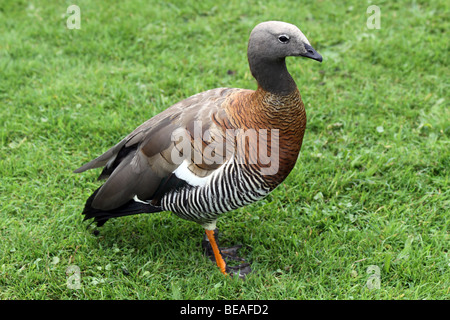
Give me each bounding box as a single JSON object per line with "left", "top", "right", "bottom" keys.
{"left": 75, "top": 87, "right": 242, "bottom": 211}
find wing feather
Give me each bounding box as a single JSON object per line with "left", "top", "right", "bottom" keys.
{"left": 75, "top": 88, "right": 242, "bottom": 211}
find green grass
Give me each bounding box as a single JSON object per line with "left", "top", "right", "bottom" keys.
{"left": 1, "top": 0, "right": 448, "bottom": 300}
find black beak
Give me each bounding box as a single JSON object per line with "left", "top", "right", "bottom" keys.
{"left": 301, "top": 43, "right": 322, "bottom": 62}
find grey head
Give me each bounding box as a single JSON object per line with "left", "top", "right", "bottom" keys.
{"left": 247, "top": 21, "right": 322, "bottom": 95}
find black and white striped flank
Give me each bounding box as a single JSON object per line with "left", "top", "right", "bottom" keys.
{"left": 161, "top": 160, "right": 271, "bottom": 226}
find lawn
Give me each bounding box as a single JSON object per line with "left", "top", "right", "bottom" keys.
{"left": 0, "top": 0, "right": 448, "bottom": 300}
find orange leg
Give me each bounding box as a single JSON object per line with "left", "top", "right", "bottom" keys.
{"left": 204, "top": 229, "right": 227, "bottom": 276}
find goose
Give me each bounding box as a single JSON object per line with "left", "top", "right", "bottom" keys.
{"left": 75, "top": 21, "right": 322, "bottom": 277}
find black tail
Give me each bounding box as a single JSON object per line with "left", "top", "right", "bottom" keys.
{"left": 81, "top": 187, "right": 162, "bottom": 227}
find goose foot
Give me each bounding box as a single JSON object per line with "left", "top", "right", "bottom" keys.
{"left": 202, "top": 228, "right": 252, "bottom": 279}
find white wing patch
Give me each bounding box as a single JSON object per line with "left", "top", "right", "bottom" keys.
{"left": 133, "top": 195, "right": 149, "bottom": 204}
{"left": 173, "top": 160, "right": 213, "bottom": 187}
{"left": 173, "top": 158, "right": 233, "bottom": 187}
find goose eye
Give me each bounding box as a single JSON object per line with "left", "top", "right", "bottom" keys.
{"left": 278, "top": 35, "right": 290, "bottom": 43}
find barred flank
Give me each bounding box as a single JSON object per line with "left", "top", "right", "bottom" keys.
{"left": 161, "top": 161, "right": 271, "bottom": 225}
